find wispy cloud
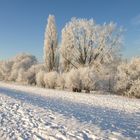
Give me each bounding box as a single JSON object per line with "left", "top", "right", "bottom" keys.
{"left": 131, "top": 14, "right": 140, "bottom": 26}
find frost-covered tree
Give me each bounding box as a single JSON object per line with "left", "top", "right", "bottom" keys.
{"left": 27, "top": 64, "right": 46, "bottom": 77}
{"left": 16, "top": 68, "right": 26, "bottom": 83}
{"left": 12, "top": 53, "right": 37, "bottom": 70}
{"left": 26, "top": 68, "right": 36, "bottom": 85}
{"left": 0, "top": 53, "right": 37, "bottom": 83}
{"left": 61, "top": 18, "right": 122, "bottom": 71}
{"left": 0, "top": 60, "right": 14, "bottom": 81}
{"left": 115, "top": 57, "right": 140, "bottom": 97}
{"left": 9, "top": 53, "right": 37, "bottom": 82}
{"left": 44, "top": 15, "right": 58, "bottom": 71}
{"left": 93, "top": 56, "right": 121, "bottom": 92}
{"left": 128, "top": 79, "right": 140, "bottom": 98}
{"left": 24, "top": 64, "right": 45, "bottom": 85}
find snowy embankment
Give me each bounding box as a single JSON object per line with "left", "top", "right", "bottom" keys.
{"left": 0, "top": 82, "right": 140, "bottom": 140}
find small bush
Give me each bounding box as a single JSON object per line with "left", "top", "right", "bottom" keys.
{"left": 57, "top": 73, "right": 66, "bottom": 89}
{"left": 127, "top": 79, "right": 140, "bottom": 98}
{"left": 44, "top": 71, "right": 58, "bottom": 89}
{"left": 79, "top": 67, "right": 96, "bottom": 93}
{"left": 115, "top": 57, "right": 140, "bottom": 97}
{"left": 36, "top": 70, "right": 45, "bottom": 87}
{"left": 66, "top": 69, "right": 82, "bottom": 92}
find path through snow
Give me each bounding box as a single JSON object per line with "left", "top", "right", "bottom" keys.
{"left": 0, "top": 82, "right": 140, "bottom": 140}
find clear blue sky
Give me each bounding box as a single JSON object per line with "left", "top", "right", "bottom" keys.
{"left": 0, "top": 0, "right": 140, "bottom": 61}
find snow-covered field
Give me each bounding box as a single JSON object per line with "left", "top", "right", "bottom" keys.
{"left": 0, "top": 82, "right": 140, "bottom": 140}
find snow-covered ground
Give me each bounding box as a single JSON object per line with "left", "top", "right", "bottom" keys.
{"left": 0, "top": 82, "right": 140, "bottom": 140}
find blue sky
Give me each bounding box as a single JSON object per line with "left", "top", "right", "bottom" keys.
{"left": 0, "top": 0, "right": 140, "bottom": 61}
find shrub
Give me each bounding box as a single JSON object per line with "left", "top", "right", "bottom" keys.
{"left": 16, "top": 68, "right": 26, "bottom": 84}
{"left": 0, "top": 60, "right": 14, "bottom": 81}
{"left": 44, "top": 71, "right": 58, "bottom": 89}
{"left": 79, "top": 67, "right": 96, "bottom": 93}
{"left": 115, "top": 57, "right": 140, "bottom": 97}
{"left": 36, "top": 70, "right": 45, "bottom": 87}
{"left": 5, "top": 53, "right": 37, "bottom": 82}
{"left": 57, "top": 73, "right": 66, "bottom": 89}
{"left": 127, "top": 79, "right": 140, "bottom": 98}
{"left": 18, "top": 64, "right": 46, "bottom": 85}
{"left": 66, "top": 69, "right": 82, "bottom": 92}
{"left": 26, "top": 69, "right": 36, "bottom": 85}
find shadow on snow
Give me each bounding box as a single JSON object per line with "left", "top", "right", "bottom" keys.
{"left": 0, "top": 87, "right": 139, "bottom": 139}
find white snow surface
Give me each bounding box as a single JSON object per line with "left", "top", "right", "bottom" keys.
{"left": 0, "top": 82, "right": 140, "bottom": 140}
